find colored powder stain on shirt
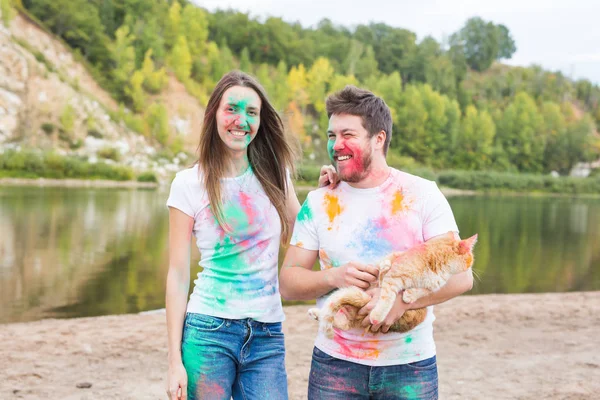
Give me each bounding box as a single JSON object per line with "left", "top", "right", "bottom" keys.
{"left": 297, "top": 200, "right": 313, "bottom": 222}
{"left": 333, "top": 334, "right": 381, "bottom": 360}
{"left": 222, "top": 199, "right": 250, "bottom": 232}
{"left": 319, "top": 249, "right": 340, "bottom": 269}
{"left": 391, "top": 189, "right": 407, "bottom": 215}
{"left": 405, "top": 335, "right": 413, "bottom": 344}
{"left": 238, "top": 191, "right": 256, "bottom": 225}
{"left": 323, "top": 193, "right": 343, "bottom": 230}
{"left": 349, "top": 218, "right": 393, "bottom": 260}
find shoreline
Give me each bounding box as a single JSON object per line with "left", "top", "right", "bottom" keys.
{"left": 0, "top": 177, "right": 158, "bottom": 188}
{"left": 1, "top": 291, "right": 598, "bottom": 399}
{"left": 1, "top": 178, "right": 599, "bottom": 198}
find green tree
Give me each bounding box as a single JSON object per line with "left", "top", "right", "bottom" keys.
{"left": 141, "top": 49, "right": 168, "bottom": 94}
{"left": 307, "top": 57, "right": 334, "bottom": 114}
{"left": 25, "top": 0, "right": 110, "bottom": 66}
{"left": 450, "top": 17, "right": 516, "bottom": 72}
{"left": 497, "top": 92, "right": 544, "bottom": 172}
{"left": 455, "top": 106, "right": 496, "bottom": 169}
{"left": 272, "top": 61, "right": 289, "bottom": 111}
{"left": 164, "top": 1, "right": 181, "bottom": 49}
{"left": 126, "top": 70, "right": 145, "bottom": 112}
{"left": 239, "top": 47, "right": 252, "bottom": 72}
{"left": 109, "top": 25, "right": 136, "bottom": 97}
{"left": 287, "top": 64, "right": 309, "bottom": 111}
{"left": 169, "top": 35, "right": 192, "bottom": 83}
{"left": 181, "top": 4, "right": 209, "bottom": 58}
{"left": 145, "top": 103, "right": 170, "bottom": 145}
{"left": 353, "top": 45, "right": 379, "bottom": 82}
{"left": 1, "top": 0, "right": 16, "bottom": 27}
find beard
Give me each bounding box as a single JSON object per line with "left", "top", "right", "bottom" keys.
{"left": 335, "top": 149, "right": 373, "bottom": 183}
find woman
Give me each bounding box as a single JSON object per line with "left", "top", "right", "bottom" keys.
{"left": 165, "top": 70, "right": 335, "bottom": 400}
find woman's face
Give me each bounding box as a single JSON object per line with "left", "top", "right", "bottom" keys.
{"left": 216, "top": 86, "right": 262, "bottom": 154}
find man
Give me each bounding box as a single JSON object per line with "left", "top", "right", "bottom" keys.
{"left": 279, "top": 86, "right": 473, "bottom": 399}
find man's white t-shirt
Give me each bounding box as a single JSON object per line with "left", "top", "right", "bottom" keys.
{"left": 290, "top": 168, "right": 459, "bottom": 366}
{"left": 167, "top": 165, "right": 285, "bottom": 323}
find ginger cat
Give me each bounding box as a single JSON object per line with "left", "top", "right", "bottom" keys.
{"left": 308, "top": 232, "right": 477, "bottom": 338}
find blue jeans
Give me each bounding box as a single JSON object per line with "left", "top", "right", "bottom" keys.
{"left": 308, "top": 347, "right": 438, "bottom": 400}
{"left": 181, "top": 313, "right": 288, "bottom": 400}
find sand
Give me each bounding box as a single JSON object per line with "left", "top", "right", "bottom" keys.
{"left": 1, "top": 292, "right": 599, "bottom": 400}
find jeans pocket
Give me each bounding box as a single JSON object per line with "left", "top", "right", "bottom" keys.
{"left": 265, "top": 322, "right": 285, "bottom": 338}
{"left": 184, "top": 313, "right": 226, "bottom": 332}
{"left": 405, "top": 355, "right": 437, "bottom": 371}
{"left": 312, "top": 347, "right": 336, "bottom": 363}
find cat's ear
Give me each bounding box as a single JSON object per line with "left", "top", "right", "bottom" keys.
{"left": 458, "top": 234, "right": 478, "bottom": 255}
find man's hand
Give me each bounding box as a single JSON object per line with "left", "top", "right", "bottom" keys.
{"left": 328, "top": 262, "right": 378, "bottom": 290}
{"left": 318, "top": 165, "right": 340, "bottom": 189}
{"left": 358, "top": 288, "right": 410, "bottom": 333}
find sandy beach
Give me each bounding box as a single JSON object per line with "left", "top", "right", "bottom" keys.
{"left": 1, "top": 291, "right": 599, "bottom": 400}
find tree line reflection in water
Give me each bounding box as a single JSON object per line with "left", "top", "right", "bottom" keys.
{"left": 0, "top": 187, "right": 598, "bottom": 323}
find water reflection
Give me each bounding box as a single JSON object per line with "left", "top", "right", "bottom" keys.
{"left": 0, "top": 187, "right": 599, "bottom": 324}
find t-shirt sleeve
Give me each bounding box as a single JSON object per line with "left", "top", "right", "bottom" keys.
{"left": 289, "top": 193, "right": 319, "bottom": 250}
{"left": 166, "top": 173, "right": 196, "bottom": 218}
{"left": 422, "top": 181, "right": 459, "bottom": 241}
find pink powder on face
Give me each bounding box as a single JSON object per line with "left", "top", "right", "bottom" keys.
{"left": 336, "top": 144, "right": 368, "bottom": 181}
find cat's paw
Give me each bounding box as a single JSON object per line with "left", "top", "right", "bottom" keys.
{"left": 379, "top": 259, "right": 392, "bottom": 274}
{"left": 308, "top": 308, "right": 320, "bottom": 321}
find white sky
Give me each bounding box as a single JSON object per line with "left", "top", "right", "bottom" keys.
{"left": 194, "top": 0, "right": 600, "bottom": 84}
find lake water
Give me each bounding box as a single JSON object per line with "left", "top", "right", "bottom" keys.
{"left": 1, "top": 186, "right": 599, "bottom": 323}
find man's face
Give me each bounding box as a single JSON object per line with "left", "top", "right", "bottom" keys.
{"left": 327, "top": 114, "right": 374, "bottom": 183}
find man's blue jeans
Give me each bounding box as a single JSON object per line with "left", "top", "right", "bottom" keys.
{"left": 181, "top": 313, "right": 288, "bottom": 400}
{"left": 308, "top": 347, "right": 438, "bottom": 399}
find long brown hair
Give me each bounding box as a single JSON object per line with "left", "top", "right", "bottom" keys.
{"left": 197, "top": 70, "right": 298, "bottom": 243}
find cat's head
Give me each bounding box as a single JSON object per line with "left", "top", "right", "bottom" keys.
{"left": 450, "top": 233, "right": 478, "bottom": 273}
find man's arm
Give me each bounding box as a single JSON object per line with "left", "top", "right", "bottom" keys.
{"left": 279, "top": 246, "right": 379, "bottom": 301}
{"left": 279, "top": 246, "right": 335, "bottom": 301}
{"left": 406, "top": 268, "right": 473, "bottom": 310}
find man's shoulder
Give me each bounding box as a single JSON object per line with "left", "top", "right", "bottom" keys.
{"left": 304, "top": 185, "right": 338, "bottom": 201}
{"left": 389, "top": 168, "right": 437, "bottom": 192}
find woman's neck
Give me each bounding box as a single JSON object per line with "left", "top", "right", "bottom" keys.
{"left": 226, "top": 152, "right": 250, "bottom": 177}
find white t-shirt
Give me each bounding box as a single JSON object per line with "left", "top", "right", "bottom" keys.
{"left": 290, "top": 168, "right": 459, "bottom": 366}
{"left": 167, "top": 165, "right": 285, "bottom": 323}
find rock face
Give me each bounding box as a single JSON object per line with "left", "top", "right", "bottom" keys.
{"left": 0, "top": 10, "right": 203, "bottom": 180}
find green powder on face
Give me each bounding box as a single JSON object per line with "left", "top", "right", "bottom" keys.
{"left": 327, "top": 139, "right": 335, "bottom": 162}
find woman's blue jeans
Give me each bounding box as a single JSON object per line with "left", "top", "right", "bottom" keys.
{"left": 181, "top": 313, "right": 288, "bottom": 400}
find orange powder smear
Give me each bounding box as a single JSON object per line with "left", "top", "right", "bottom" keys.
{"left": 391, "top": 190, "right": 407, "bottom": 215}
{"left": 323, "top": 193, "right": 344, "bottom": 230}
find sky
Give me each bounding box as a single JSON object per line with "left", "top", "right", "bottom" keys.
{"left": 195, "top": 0, "right": 600, "bottom": 84}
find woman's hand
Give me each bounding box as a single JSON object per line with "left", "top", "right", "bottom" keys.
{"left": 166, "top": 361, "right": 188, "bottom": 400}
{"left": 318, "top": 165, "right": 340, "bottom": 189}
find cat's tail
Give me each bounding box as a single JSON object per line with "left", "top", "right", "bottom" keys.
{"left": 319, "top": 287, "right": 371, "bottom": 339}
